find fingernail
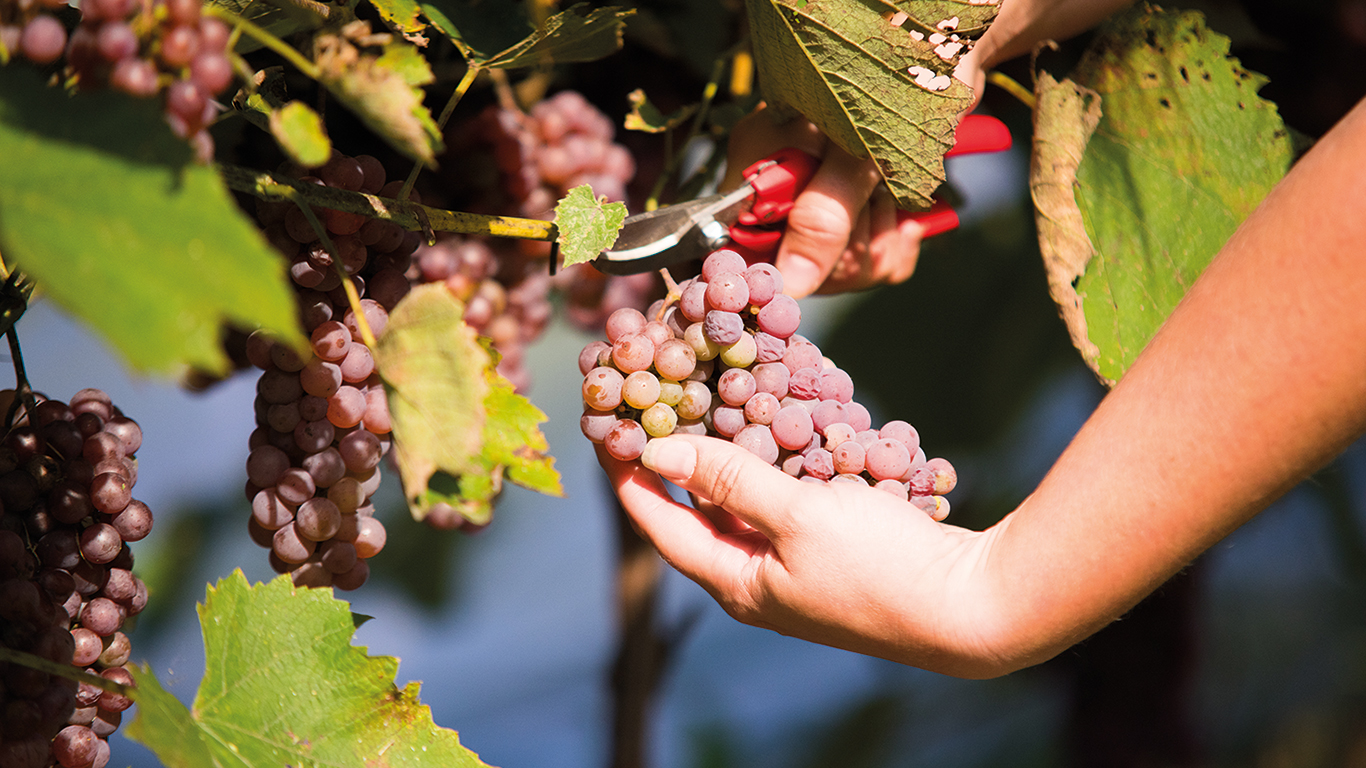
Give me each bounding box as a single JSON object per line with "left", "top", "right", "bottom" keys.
{"left": 640, "top": 438, "right": 696, "bottom": 479}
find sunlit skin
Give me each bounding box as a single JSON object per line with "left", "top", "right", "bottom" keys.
{"left": 600, "top": 0, "right": 1366, "bottom": 677}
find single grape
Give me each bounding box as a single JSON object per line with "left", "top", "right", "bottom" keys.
{"left": 603, "top": 420, "right": 648, "bottom": 461}
{"left": 640, "top": 403, "right": 678, "bottom": 438}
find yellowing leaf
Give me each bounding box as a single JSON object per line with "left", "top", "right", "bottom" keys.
{"left": 269, "top": 100, "right": 331, "bottom": 168}
{"left": 745, "top": 0, "right": 996, "bottom": 210}
{"left": 624, "top": 88, "right": 699, "bottom": 133}
{"left": 316, "top": 37, "right": 443, "bottom": 165}
{"left": 373, "top": 283, "right": 491, "bottom": 519}
{"left": 555, "top": 184, "right": 627, "bottom": 268}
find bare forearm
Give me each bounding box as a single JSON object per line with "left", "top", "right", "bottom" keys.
{"left": 981, "top": 99, "right": 1366, "bottom": 670}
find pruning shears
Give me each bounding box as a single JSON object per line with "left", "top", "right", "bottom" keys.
{"left": 587, "top": 113, "right": 1013, "bottom": 275}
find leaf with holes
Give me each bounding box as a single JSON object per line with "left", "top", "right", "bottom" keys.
{"left": 1032, "top": 6, "right": 1293, "bottom": 384}
{"left": 744, "top": 0, "right": 997, "bottom": 210}
{"left": 124, "top": 571, "right": 491, "bottom": 767}
{"left": 555, "top": 184, "right": 627, "bottom": 268}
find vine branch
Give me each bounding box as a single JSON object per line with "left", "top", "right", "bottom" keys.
{"left": 219, "top": 164, "right": 558, "bottom": 242}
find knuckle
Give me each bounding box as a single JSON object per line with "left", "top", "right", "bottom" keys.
{"left": 703, "top": 449, "right": 751, "bottom": 511}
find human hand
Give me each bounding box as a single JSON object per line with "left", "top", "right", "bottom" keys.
{"left": 720, "top": 106, "right": 928, "bottom": 298}
{"left": 598, "top": 433, "right": 1016, "bottom": 678}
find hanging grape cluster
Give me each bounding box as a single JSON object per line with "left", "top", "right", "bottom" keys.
{"left": 243, "top": 152, "right": 408, "bottom": 590}
{"left": 581, "top": 250, "right": 957, "bottom": 517}
{"left": 0, "top": 0, "right": 234, "bottom": 162}
{"left": 448, "top": 90, "right": 659, "bottom": 333}
{"left": 0, "top": 388, "right": 151, "bottom": 768}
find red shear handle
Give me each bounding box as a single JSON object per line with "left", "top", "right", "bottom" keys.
{"left": 729, "top": 114, "right": 1010, "bottom": 260}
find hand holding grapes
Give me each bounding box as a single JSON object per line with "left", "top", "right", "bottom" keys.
{"left": 597, "top": 434, "right": 1011, "bottom": 677}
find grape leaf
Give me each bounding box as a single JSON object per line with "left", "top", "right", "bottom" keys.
{"left": 744, "top": 0, "right": 997, "bottom": 210}
{"left": 125, "top": 571, "right": 491, "bottom": 768}
{"left": 416, "top": 0, "right": 532, "bottom": 59}
{"left": 1031, "top": 6, "right": 1293, "bottom": 385}
{"left": 623, "top": 88, "right": 699, "bottom": 133}
{"left": 270, "top": 100, "right": 332, "bottom": 169}
{"left": 316, "top": 36, "right": 444, "bottom": 165}
{"left": 479, "top": 371, "right": 560, "bottom": 495}
{"left": 373, "top": 283, "right": 491, "bottom": 520}
{"left": 206, "top": 0, "right": 326, "bottom": 54}
{"left": 0, "top": 68, "right": 303, "bottom": 375}
{"left": 367, "top": 0, "right": 428, "bottom": 43}
{"left": 555, "top": 184, "right": 627, "bottom": 268}
{"left": 468, "top": 4, "right": 634, "bottom": 69}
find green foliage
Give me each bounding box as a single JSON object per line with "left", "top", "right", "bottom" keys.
{"left": 0, "top": 68, "right": 303, "bottom": 376}
{"left": 744, "top": 0, "right": 996, "bottom": 210}
{"left": 208, "top": 0, "right": 325, "bottom": 54}
{"left": 1032, "top": 5, "right": 1293, "bottom": 384}
{"left": 421, "top": 2, "right": 633, "bottom": 68}
{"left": 270, "top": 100, "right": 332, "bottom": 168}
{"left": 555, "top": 184, "right": 628, "bottom": 268}
{"left": 125, "top": 571, "right": 491, "bottom": 767}
{"left": 373, "top": 283, "right": 492, "bottom": 520}
{"left": 316, "top": 37, "right": 444, "bottom": 166}
{"left": 624, "top": 88, "right": 699, "bottom": 133}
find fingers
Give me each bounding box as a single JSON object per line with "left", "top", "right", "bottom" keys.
{"left": 596, "top": 443, "right": 763, "bottom": 583}
{"left": 815, "top": 190, "right": 925, "bottom": 295}
{"left": 776, "top": 145, "right": 884, "bottom": 297}
{"left": 639, "top": 434, "right": 820, "bottom": 541}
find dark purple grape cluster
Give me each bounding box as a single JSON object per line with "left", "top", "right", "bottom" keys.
{"left": 0, "top": 388, "right": 150, "bottom": 768}
{"left": 1, "top": 0, "right": 235, "bottom": 162}
{"left": 409, "top": 235, "right": 552, "bottom": 394}
{"left": 580, "top": 250, "right": 956, "bottom": 518}
{"left": 243, "top": 152, "right": 408, "bottom": 590}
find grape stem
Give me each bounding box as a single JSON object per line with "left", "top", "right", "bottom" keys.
{"left": 398, "top": 63, "right": 483, "bottom": 201}
{"left": 220, "top": 164, "right": 558, "bottom": 242}
{"left": 988, "top": 70, "right": 1036, "bottom": 109}
{"left": 654, "top": 268, "right": 682, "bottom": 321}
{"left": 0, "top": 270, "right": 37, "bottom": 429}
{"left": 270, "top": 184, "right": 380, "bottom": 348}
{"left": 203, "top": 6, "right": 322, "bottom": 81}
{"left": 0, "top": 647, "right": 133, "bottom": 699}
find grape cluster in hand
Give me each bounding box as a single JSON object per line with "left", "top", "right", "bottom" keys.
{"left": 244, "top": 152, "right": 408, "bottom": 590}
{"left": 0, "top": 388, "right": 151, "bottom": 768}
{"left": 580, "top": 250, "right": 956, "bottom": 518}
{"left": 1, "top": 0, "right": 235, "bottom": 163}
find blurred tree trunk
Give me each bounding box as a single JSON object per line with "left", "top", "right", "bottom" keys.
{"left": 1055, "top": 564, "right": 1204, "bottom": 768}
{"left": 609, "top": 494, "right": 669, "bottom": 768}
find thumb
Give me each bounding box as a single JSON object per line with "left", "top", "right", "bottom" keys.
{"left": 641, "top": 434, "right": 816, "bottom": 541}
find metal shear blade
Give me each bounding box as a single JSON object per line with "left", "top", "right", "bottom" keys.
{"left": 591, "top": 184, "right": 756, "bottom": 275}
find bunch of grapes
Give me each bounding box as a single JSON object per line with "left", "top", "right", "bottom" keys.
{"left": 580, "top": 249, "right": 956, "bottom": 518}
{"left": 410, "top": 236, "right": 552, "bottom": 394}
{"left": 455, "top": 90, "right": 658, "bottom": 333}
{"left": 1, "top": 0, "right": 235, "bottom": 162}
{"left": 243, "top": 152, "right": 407, "bottom": 590}
{"left": 0, "top": 388, "right": 151, "bottom": 768}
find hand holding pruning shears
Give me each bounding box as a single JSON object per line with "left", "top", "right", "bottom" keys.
{"left": 591, "top": 108, "right": 1012, "bottom": 297}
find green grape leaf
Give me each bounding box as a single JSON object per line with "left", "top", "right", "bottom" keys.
{"left": 366, "top": 0, "right": 428, "bottom": 43}
{"left": 744, "top": 0, "right": 996, "bottom": 210}
{"left": 231, "top": 65, "right": 288, "bottom": 134}
{"left": 0, "top": 68, "right": 303, "bottom": 376}
{"left": 623, "top": 88, "right": 699, "bottom": 133}
{"left": 373, "top": 283, "right": 491, "bottom": 520}
{"left": 206, "top": 0, "right": 327, "bottom": 54}
{"left": 470, "top": 4, "right": 635, "bottom": 69}
{"left": 269, "top": 100, "right": 332, "bottom": 169}
{"left": 481, "top": 371, "right": 560, "bottom": 495}
{"left": 554, "top": 184, "right": 627, "bottom": 268}
{"left": 316, "top": 37, "right": 444, "bottom": 165}
{"left": 1031, "top": 6, "right": 1293, "bottom": 385}
{"left": 125, "top": 571, "right": 491, "bottom": 768}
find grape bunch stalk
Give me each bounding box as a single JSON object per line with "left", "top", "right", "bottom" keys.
{"left": 580, "top": 249, "right": 957, "bottom": 517}
{"left": 243, "top": 152, "right": 409, "bottom": 590}
{"left": 0, "top": 388, "right": 151, "bottom": 768}
{"left": 1, "top": 0, "right": 236, "bottom": 163}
